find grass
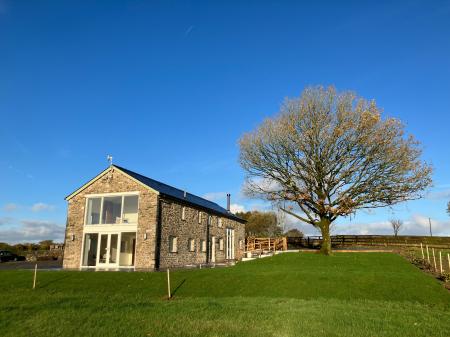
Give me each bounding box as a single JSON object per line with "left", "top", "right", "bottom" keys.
{"left": 1, "top": 252, "right": 450, "bottom": 336}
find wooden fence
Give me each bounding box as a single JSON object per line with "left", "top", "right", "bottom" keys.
{"left": 287, "top": 235, "right": 450, "bottom": 249}
{"left": 246, "top": 237, "right": 288, "bottom": 253}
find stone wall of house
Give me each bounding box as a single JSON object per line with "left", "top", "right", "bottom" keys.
{"left": 158, "top": 197, "right": 245, "bottom": 269}
{"left": 62, "top": 168, "right": 158, "bottom": 269}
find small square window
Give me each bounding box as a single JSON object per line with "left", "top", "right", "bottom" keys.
{"left": 182, "top": 206, "right": 186, "bottom": 221}
{"left": 188, "top": 238, "right": 195, "bottom": 252}
{"left": 200, "top": 239, "right": 206, "bottom": 252}
{"left": 219, "top": 238, "right": 224, "bottom": 251}
{"left": 169, "top": 236, "right": 178, "bottom": 253}
{"left": 218, "top": 218, "right": 222, "bottom": 228}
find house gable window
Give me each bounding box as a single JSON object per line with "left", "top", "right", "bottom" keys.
{"left": 169, "top": 236, "right": 178, "bottom": 253}
{"left": 86, "top": 198, "right": 101, "bottom": 225}
{"left": 198, "top": 211, "right": 202, "bottom": 224}
{"left": 182, "top": 206, "right": 186, "bottom": 221}
{"left": 218, "top": 218, "right": 222, "bottom": 228}
{"left": 85, "top": 193, "right": 138, "bottom": 225}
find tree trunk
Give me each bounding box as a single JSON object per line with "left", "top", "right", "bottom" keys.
{"left": 319, "top": 218, "right": 332, "bottom": 255}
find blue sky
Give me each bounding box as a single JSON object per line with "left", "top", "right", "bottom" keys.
{"left": 1, "top": 0, "right": 450, "bottom": 243}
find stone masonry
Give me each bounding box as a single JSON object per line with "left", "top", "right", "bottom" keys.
{"left": 63, "top": 168, "right": 158, "bottom": 269}
{"left": 63, "top": 167, "right": 245, "bottom": 270}
{"left": 158, "top": 197, "right": 245, "bottom": 269}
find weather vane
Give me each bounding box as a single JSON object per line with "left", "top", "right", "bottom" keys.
{"left": 107, "top": 154, "right": 113, "bottom": 167}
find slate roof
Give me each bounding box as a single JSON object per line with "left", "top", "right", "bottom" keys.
{"left": 113, "top": 165, "right": 245, "bottom": 223}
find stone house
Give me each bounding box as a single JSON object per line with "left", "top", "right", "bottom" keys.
{"left": 63, "top": 165, "right": 246, "bottom": 270}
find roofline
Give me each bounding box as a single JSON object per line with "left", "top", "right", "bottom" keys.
{"left": 65, "top": 165, "right": 246, "bottom": 223}
{"left": 159, "top": 193, "right": 246, "bottom": 223}
{"left": 65, "top": 166, "right": 159, "bottom": 201}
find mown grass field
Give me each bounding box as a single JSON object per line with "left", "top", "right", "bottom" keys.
{"left": 1, "top": 253, "right": 450, "bottom": 337}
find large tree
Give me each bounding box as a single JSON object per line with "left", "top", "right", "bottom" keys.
{"left": 239, "top": 86, "right": 432, "bottom": 255}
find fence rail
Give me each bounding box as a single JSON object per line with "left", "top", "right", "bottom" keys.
{"left": 287, "top": 235, "right": 450, "bottom": 249}
{"left": 246, "top": 237, "right": 287, "bottom": 253}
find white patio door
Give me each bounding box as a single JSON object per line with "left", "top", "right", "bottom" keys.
{"left": 97, "top": 233, "right": 119, "bottom": 268}
{"left": 211, "top": 236, "right": 216, "bottom": 263}
{"left": 226, "top": 228, "right": 235, "bottom": 260}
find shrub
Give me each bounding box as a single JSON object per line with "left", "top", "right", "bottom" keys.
{"left": 438, "top": 272, "right": 450, "bottom": 283}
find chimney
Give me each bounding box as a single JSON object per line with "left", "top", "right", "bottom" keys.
{"left": 226, "top": 193, "right": 231, "bottom": 212}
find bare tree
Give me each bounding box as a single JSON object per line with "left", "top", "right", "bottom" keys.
{"left": 239, "top": 86, "right": 432, "bottom": 255}
{"left": 390, "top": 219, "right": 403, "bottom": 236}
{"left": 447, "top": 201, "right": 450, "bottom": 216}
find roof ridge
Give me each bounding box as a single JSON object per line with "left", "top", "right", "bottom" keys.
{"left": 113, "top": 164, "right": 227, "bottom": 209}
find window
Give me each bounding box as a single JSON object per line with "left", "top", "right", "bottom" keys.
{"left": 102, "top": 196, "right": 122, "bottom": 224}
{"left": 182, "top": 206, "right": 186, "bottom": 221}
{"left": 198, "top": 211, "right": 202, "bottom": 224}
{"left": 219, "top": 238, "right": 224, "bottom": 251}
{"left": 207, "top": 215, "right": 212, "bottom": 226}
{"left": 122, "top": 195, "right": 138, "bottom": 223}
{"left": 200, "top": 239, "right": 206, "bottom": 252}
{"left": 169, "top": 236, "right": 178, "bottom": 253}
{"left": 86, "top": 198, "right": 101, "bottom": 225}
{"left": 188, "top": 238, "right": 195, "bottom": 252}
{"left": 85, "top": 194, "right": 139, "bottom": 225}
{"left": 218, "top": 218, "right": 222, "bottom": 228}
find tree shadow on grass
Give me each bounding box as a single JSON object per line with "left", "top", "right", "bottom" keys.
{"left": 38, "top": 274, "right": 71, "bottom": 289}
{"left": 172, "top": 279, "right": 187, "bottom": 297}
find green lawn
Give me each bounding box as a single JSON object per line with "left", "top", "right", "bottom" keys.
{"left": 1, "top": 253, "right": 449, "bottom": 337}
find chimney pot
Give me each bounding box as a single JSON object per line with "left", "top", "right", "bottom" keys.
{"left": 226, "top": 193, "right": 231, "bottom": 212}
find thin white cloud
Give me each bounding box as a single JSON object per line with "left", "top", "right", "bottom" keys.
{"left": 31, "top": 203, "right": 56, "bottom": 212}
{"left": 184, "top": 25, "right": 194, "bottom": 36}
{"left": 3, "top": 203, "right": 18, "bottom": 212}
{"left": 202, "top": 192, "right": 227, "bottom": 202}
{"left": 0, "top": 219, "right": 65, "bottom": 244}
{"left": 0, "top": 217, "right": 14, "bottom": 226}
{"left": 333, "top": 213, "right": 450, "bottom": 236}
{"left": 426, "top": 188, "right": 450, "bottom": 200}
{"left": 230, "top": 203, "right": 246, "bottom": 213}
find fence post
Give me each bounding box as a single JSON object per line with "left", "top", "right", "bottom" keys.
{"left": 448, "top": 253, "right": 450, "bottom": 272}
{"left": 32, "top": 263, "right": 37, "bottom": 290}
{"left": 167, "top": 269, "right": 171, "bottom": 300}
{"left": 426, "top": 245, "right": 430, "bottom": 264}
{"left": 432, "top": 248, "right": 437, "bottom": 272}
{"left": 439, "top": 251, "right": 443, "bottom": 274}
{"left": 420, "top": 243, "right": 424, "bottom": 260}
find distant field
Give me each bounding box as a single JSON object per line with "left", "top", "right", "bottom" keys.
{"left": 1, "top": 253, "right": 449, "bottom": 337}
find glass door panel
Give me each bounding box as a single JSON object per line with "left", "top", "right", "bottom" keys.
{"left": 119, "top": 232, "right": 136, "bottom": 267}
{"left": 82, "top": 233, "right": 98, "bottom": 266}
{"left": 98, "top": 234, "right": 108, "bottom": 264}
{"left": 109, "top": 234, "right": 118, "bottom": 264}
